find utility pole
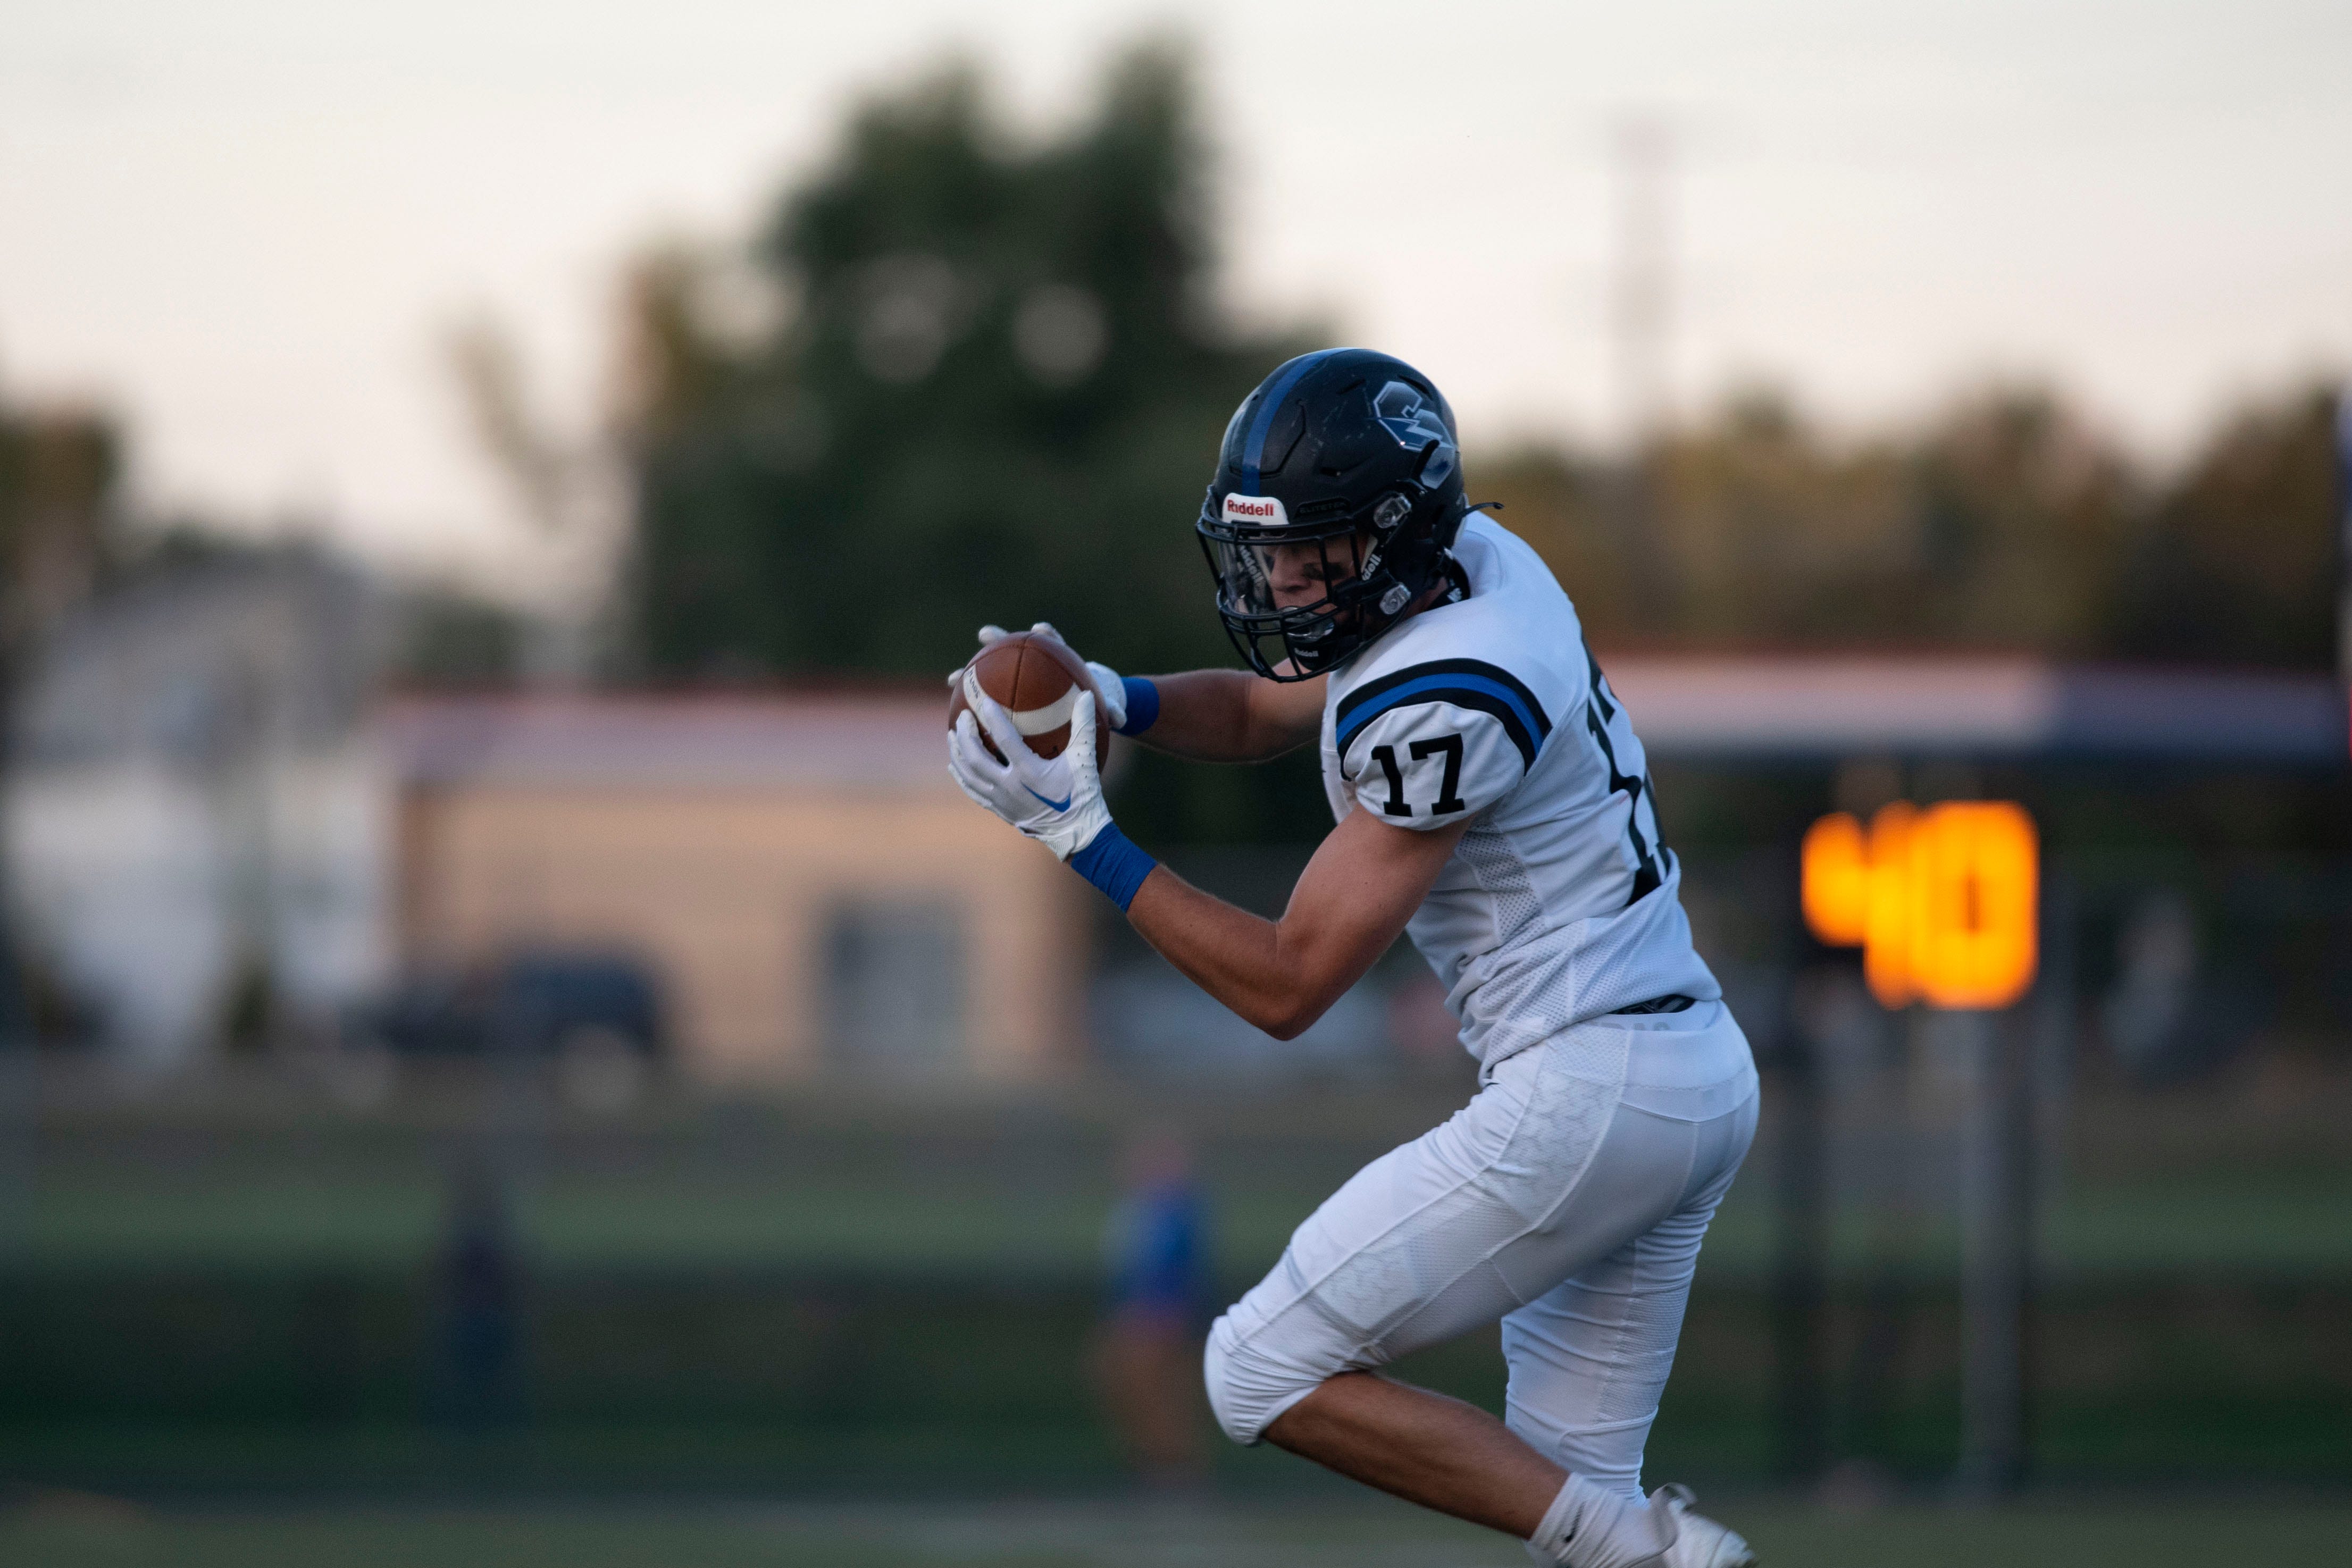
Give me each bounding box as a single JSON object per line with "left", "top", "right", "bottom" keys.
{"left": 1771, "top": 974, "right": 1830, "bottom": 1485}
{"left": 0, "top": 405, "right": 114, "bottom": 1266}
{"left": 2334, "top": 383, "right": 2351, "bottom": 752}
{"left": 1606, "top": 114, "right": 1680, "bottom": 619}
{"left": 1610, "top": 116, "right": 1675, "bottom": 447}
{"left": 1953, "top": 1005, "right": 2031, "bottom": 1495}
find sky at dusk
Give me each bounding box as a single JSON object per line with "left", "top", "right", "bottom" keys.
{"left": 3, "top": 1, "right": 2347, "bottom": 590}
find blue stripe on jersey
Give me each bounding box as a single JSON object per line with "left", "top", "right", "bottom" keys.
{"left": 1334, "top": 662, "right": 1552, "bottom": 773}
{"left": 1241, "top": 350, "right": 1338, "bottom": 493}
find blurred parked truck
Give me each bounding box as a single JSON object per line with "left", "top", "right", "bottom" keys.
{"left": 338, "top": 949, "right": 665, "bottom": 1111}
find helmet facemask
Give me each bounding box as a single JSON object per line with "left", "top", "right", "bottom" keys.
{"left": 1197, "top": 488, "right": 1437, "bottom": 679}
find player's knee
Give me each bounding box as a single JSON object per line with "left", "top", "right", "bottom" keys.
{"left": 1203, "top": 1313, "right": 1324, "bottom": 1447}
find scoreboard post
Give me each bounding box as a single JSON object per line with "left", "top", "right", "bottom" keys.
{"left": 2337, "top": 383, "right": 2351, "bottom": 753}
{"left": 1802, "top": 799, "right": 2040, "bottom": 1491}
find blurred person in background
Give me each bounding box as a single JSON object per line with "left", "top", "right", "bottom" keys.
{"left": 952, "top": 350, "right": 1759, "bottom": 1567}
{"left": 1091, "top": 1127, "right": 1213, "bottom": 1488}
{"left": 431, "top": 1154, "right": 522, "bottom": 1430}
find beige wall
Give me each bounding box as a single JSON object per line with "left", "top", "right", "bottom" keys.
{"left": 397, "top": 783, "right": 1086, "bottom": 1081}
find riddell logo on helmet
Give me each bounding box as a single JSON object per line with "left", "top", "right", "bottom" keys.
{"left": 1223, "top": 493, "right": 1287, "bottom": 527}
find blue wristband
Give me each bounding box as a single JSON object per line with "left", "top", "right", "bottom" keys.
{"left": 1068, "top": 823, "right": 1158, "bottom": 912}
{"left": 1117, "top": 676, "right": 1160, "bottom": 735}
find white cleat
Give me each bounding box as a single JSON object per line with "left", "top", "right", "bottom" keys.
{"left": 1645, "top": 1483, "right": 1756, "bottom": 1568}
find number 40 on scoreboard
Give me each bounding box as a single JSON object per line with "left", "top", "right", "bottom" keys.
{"left": 1802, "top": 801, "right": 2039, "bottom": 1012}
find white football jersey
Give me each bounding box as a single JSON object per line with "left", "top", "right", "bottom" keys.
{"left": 1319, "top": 516, "right": 1721, "bottom": 1070}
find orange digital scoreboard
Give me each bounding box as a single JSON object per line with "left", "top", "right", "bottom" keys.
{"left": 1802, "top": 801, "right": 2039, "bottom": 1011}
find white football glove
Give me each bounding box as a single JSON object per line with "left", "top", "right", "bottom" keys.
{"left": 973, "top": 621, "right": 1128, "bottom": 733}
{"left": 947, "top": 672, "right": 1114, "bottom": 862}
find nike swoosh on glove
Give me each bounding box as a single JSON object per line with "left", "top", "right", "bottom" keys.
{"left": 974, "top": 621, "right": 1127, "bottom": 733}
{"left": 946, "top": 672, "right": 1114, "bottom": 862}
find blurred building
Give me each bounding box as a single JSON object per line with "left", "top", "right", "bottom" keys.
{"left": 12, "top": 553, "right": 2337, "bottom": 1085}
{"left": 380, "top": 692, "right": 1085, "bottom": 1083}
{"left": 6, "top": 540, "right": 1085, "bottom": 1081}
{"left": 6, "top": 543, "right": 390, "bottom": 1065}
{"left": 1602, "top": 653, "right": 2347, "bottom": 765}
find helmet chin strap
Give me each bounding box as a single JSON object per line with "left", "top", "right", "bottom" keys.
{"left": 1281, "top": 546, "right": 1460, "bottom": 676}
{"left": 1399, "top": 556, "right": 1465, "bottom": 617}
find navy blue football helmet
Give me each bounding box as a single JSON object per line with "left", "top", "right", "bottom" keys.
{"left": 1196, "top": 349, "right": 1469, "bottom": 680}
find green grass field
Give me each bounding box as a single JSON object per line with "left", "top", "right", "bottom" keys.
{"left": 24, "top": 1163, "right": 2352, "bottom": 1278}
{"left": 8, "top": 1071, "right": 2346, "bottom": 1501}
{"left": 18, "top": 1069, "right": 2350, "bottom": 1279}
{"left": 4, "top": 1494, "right": 2346, "bottom": 1568}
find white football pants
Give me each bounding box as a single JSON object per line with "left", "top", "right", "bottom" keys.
{"left": 1203, "top": 1001, "right": 1758, "bottom": 1498}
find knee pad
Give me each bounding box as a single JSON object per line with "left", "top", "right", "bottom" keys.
{"left": 1202, "top": 1313, "right": 1328, "bottom": 1447}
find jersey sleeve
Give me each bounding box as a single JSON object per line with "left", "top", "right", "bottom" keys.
{"left": 1333, "top": 658, "right": 1555, "bottom": 828}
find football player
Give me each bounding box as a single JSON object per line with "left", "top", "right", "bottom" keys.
{"left": 949, "top": 349, "right": 1759, "bottom": 1568}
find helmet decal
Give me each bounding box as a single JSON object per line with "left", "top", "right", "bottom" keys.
{"left": 1373, "top": 380, "right": 1459, "bottom": 491}
{"left": 1221, "top": 493, "right": 1288, "bottom": 528}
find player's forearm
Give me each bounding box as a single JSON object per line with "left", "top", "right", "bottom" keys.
{"left": 1109, "top": 806, "right": 1462, "bottom": 1041}
{"left": 1126, "top": 669, "right": 1318, "bottom": 763}
{"left": 1125, "top": 868, "right": 1353, "bottom": 1041}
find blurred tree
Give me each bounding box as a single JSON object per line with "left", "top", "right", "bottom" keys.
{"left": 1649, "top": 389, "right": 1919, "bottom": 647}
{"left": 0, "top": 394, "right": 124, "bottom": 1050}
{"left": 1903, "top": 389, "right": 2137, "bottom": 652}
{"left": 2111, "top": 383, "right": 2341, "bottom": 668}
{"left": 1661, "top": 385, "right": 2140, "bottom": 651}
{"left": 0, "top": 402, "right": 121, "bottom": 643}
{"left": 1470, "top": 445, "right": 1630, "bottom": 639}
{"left": 389, "top": 584, "right": 533, "bottom": 686}
{"left": 1485, "top": 381, "right": 2336, "bottom": 669}
{"left": 621, "top": 44, "right": 1308, "bottom": 686}
{"left": 611, "top": 45, "right": 2338, "bottom": 846}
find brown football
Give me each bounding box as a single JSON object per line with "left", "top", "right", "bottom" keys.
{"left": 948, "top": 632, "right": 1111, "bottom": 765}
